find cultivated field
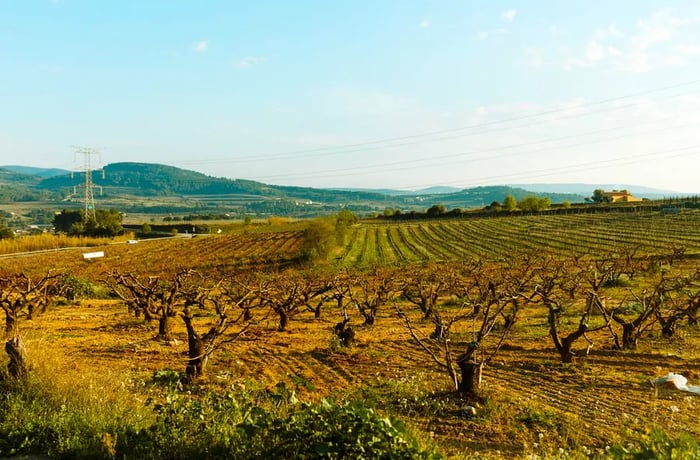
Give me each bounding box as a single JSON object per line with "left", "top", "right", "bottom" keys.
{"left": 342, "top": 210, "right": 700, "bottom": 265}
{"left": 2, "top": 210, "right": 700, "bottom": 459}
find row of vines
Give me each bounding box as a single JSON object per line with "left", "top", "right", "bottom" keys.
{"left": 0, "top": 231, "right": 306, "bottom": 280}
{"left": 341, "top": 210, "right": 700, "bottom": 266}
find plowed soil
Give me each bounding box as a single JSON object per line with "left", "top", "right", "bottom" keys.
{"left": 14, "top": 298, "right": 700, "bottom": 458}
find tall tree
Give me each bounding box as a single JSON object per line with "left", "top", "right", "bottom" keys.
{"left": 503, "top": 194, "right": 517, "bottom": 211}
{"left": 53, "top": 208, "right": 123, "bottom": 237}
{"left": 592, "top": 189, "right": 605, "bottom": 203}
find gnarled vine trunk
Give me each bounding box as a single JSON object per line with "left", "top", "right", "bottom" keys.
{"left": 457, "top": 343, "right": 482, "bottom": 396}
{"left": 277, "top": 309, "right": 289, "bottom": 332}
{"left": 5, "top": 311, "right": 17, "bottom": 336}
{"left": 5, "top": 336, "right": 28, "bottom": 379}
{"left": 430, "top": 320, "right": 448, "bottom": 340}
{"left": 182, "top": 312, "right": 207, "bottom": 380}
{"left": 158, "top": 315, "right": 173, "bottom": 342}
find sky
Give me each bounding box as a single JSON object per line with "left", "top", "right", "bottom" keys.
{"left": 2, "top": 1, "right": 700, "bottom": 193}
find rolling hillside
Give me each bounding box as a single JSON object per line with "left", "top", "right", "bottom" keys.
{"left": 0, "top": 168, "right": 60, "bottom": 201}
{"left": 4, "top": 161, "right": 589, "bottom": 215}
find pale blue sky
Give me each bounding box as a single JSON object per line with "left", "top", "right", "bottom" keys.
{"left": 2, "top": 1, "right": 700, "bottom": 192}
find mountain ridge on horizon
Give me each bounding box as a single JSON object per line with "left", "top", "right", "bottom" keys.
{"left": 1, "top": 162, "right": 691, "bottom": 217}
{"left": 0, "top": 162, "right": 682, "bottom": 197}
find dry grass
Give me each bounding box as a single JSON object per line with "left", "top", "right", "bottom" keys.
{"left": 0, "top": 233, "right": 132, "bottom": 256}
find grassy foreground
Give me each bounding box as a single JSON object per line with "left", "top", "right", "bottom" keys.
{"left": 0, "top": 339, "right": 438, "bottom": 459}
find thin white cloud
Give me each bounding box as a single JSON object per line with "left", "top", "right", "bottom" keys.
{"left": 524, "top": 47, "right": 545, "bottom": 68}
{"left": 235, "top": 56, "right": 268, "bottom": 69}
{"left": 419, "top": 19, "right": 431, "bottom": 29}
{"left": 608, "top": 46, "right": 623, "bottom": 57}
{"left": 475, "top": 28, "right": 509, "bottom": 41}
{"left": 594, "top": 24, "right": 623, "bottom": 40}
{"left": 193, "top": 40, "right": 208, "bottom": 52}
{"left": 528, "top": 9, "right": 700, "bottom": 73}
{"left": 585, "top": 41, "right": 605, "bottom": 62}
{"left": 502, "top": 9, "right": 517, "bottom": 23}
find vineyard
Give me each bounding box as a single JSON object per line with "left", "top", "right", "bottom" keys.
{"left": 342, "top": 210, "right": 700, "bottom": 265}
{"left": 0, "top": 231, "right": 306, "bottom": 279}
{"left": 1, "top": 210, "right": 700, "bottom": 458}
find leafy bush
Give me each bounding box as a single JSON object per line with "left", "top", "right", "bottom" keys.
{"left": 608, "top": 429, "right": 700, "bottom": 459}
{"left": 257, "top": 399, "right": 439, "bottom": 459}
{"left": 59, "top": 274, "right": 110, "bottom": 301}
{"left": 119, "top": 385, "right": 439, "bottom": 459}
{"left": 150, "top": 368, "right": 183, "bottom": 390}
{"left": 0, "top": 378, "right": 440, "bottom": 459}
{"left": 301, "top": 218, "right": 336, "bottom": 262}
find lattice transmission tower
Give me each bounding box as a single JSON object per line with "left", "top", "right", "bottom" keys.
{"left": 71, "top": 146, "right": 104, "bottom": 223}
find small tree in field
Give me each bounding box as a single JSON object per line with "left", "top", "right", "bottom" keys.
{"left": 592, "top": 189, "right": 605, "bottom": 203}
{"left": 653, "top": 271, "right": 700, "bottom": 337}
{"left": 179, "top": 278, "right": 252, "bottom": 381}
{"left": 401, "top": 264, "right": 455, "bottom": 338}
{"left": 300, "top": 218, "right": 336, "bottom": 263}
{"left": 517, "top": 196, "right": 551, "bottom": 212}
{"left": 0, "top": 272, "right": 61, "bottom": 378}
{"left": 140, "top": 222, "right": 152, "bottom": 236}
{"left": 258, "top": 271, "right": 329, "bottom": 332}
{"left": 533, "top": 256, "right": 615, "bottom": 362}
{"left": 104, "top": 269, "right": 197, "bottom": 342}
{"left": 397, "top": 259, "right": 530, "bottom": 397}
{"left": 611, "top": 275, "right": 673, "bottom": 349}
{"left": 503, "top": 194, "right": 517, "bottom": 212}
{"left": 426, "top": 204, "right": 446, "bottom": 218}
{"left": 348, "top": 268, "right": 396, "bottom": 326}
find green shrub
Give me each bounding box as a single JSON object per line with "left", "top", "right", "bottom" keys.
{"left": 257, "top": 399, "right": 440, "bottom": 459}
{"left": 0, "top": 378, "right": 440, "bottom": 459}
{"left": 608, "top": 429, "right": 700, "bottom": 459}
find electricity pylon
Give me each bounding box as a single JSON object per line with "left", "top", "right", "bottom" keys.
{"left": 71, "top": 146, "right": 104, "bottom": 223}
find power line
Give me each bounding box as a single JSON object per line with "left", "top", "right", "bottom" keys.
{"left": 173, "top": 78, "right": 700, "bottom": 165}
{"left": 298, "top": 147, "right": 698, "bottom": 193}
{"left": 247, "top": 116, "right": 698, "bottom": 182}
{"left": 367, "top": 145, "right": 700, "bottom": 192}
{"left": 70, "top": 146, "right": 104, "bottom": 222}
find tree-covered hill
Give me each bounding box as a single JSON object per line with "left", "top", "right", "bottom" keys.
{"left": 37, "top": 162, "right": 403, "bottom": 204}
{"left": 2, "top": 161, "right": 587, "bottom": 214}
{"left": 437, "top": 185, "right": 585, "bottom": 208}
{"left": 0, "top": 166, "right": 70, "bottom": 178}
{"left": 0, "top": 168, "right": 59, "bottom": 201}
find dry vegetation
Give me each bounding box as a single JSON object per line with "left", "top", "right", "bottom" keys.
{"left": 2, "top": 211, "right": 700, "bottom": 459}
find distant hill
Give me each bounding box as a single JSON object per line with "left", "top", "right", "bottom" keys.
{"left": 329, "top": 184, "right": 583, "bottom": 207}
{"left": 2, "top": 161, "right": 681, "bottom": 216}
{"left": 511, "top": 183, "right": 679, "bottom": 199}
{"left": 0, "top": 168, "right": 60, "bottom": 201}
{"left": 436, "top": 186, "right": 584, "bottom": 208}
{"left": 39, "top": 162, "right": 286, "bottom": 197}
{"left": 0, "top": 168, "right": 42, "bottom": 186}
{"left": 1, "top": 165, "right": 70, "bottom": 178}
{"left": 415, "top": 186, "right": 463, "bottom": 195}
{"left": 36, "top": 162, "right": 402, "bottom": 206}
